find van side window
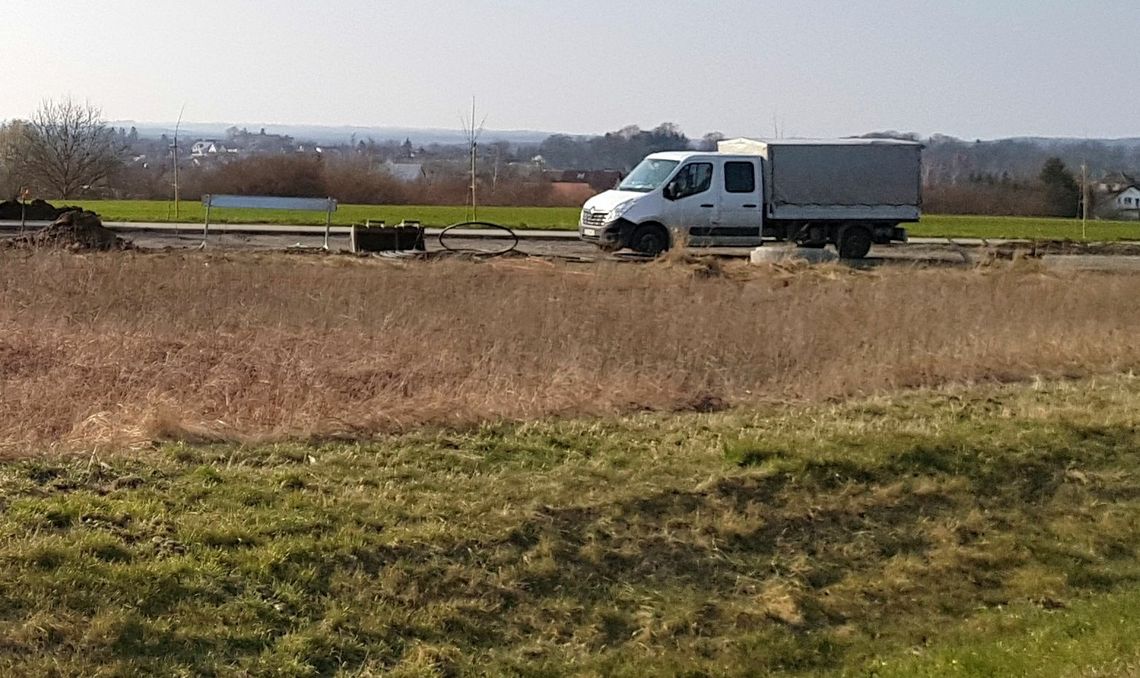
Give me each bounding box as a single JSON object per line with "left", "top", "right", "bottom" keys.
{"left": 671, "top": 163, "right": 713, "bottom": 199}
{"left": 724, "top": 161, "right": 756, "bottom": 193}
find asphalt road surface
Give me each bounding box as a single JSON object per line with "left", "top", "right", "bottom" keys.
{"left": 3, "top": 221, "right": 1140, "bottom": 271}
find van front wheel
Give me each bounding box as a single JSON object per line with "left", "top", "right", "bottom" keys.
{"left": 630, "top": 224, "right": 670, "bottom": 256}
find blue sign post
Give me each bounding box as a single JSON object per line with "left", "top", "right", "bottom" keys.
{"left": 200, "top": 195, "right": 339, "bottom": 248}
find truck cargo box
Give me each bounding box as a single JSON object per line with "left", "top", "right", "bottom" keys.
{"left": 717, "top": 138, "right": 922, "bottom": 222}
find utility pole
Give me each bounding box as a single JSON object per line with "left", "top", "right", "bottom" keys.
{"left": 173, "top": 104, "right": 185, "bottom": 221}
{"left": 470, "top": 100, "right": 477, "bottom": 221}
{"left": 492, "top": 144, "right": 500, "bottom": 192}
{"left": 1080, "top": 162, "right": 1088, "bottom": 240}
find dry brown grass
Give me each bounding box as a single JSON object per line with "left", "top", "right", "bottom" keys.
{"left": 2, "top": 250, "right": 1139, "bottom": 452}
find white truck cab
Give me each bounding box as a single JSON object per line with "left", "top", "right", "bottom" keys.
{"left": 579, "top": 139, "right": 922, "bottom": 258}
{"left": 580, "top": 152, "right": 763, "bottom": 254}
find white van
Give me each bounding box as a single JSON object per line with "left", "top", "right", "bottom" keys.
{"left": 579, "top": 139, "right": 921, "bottom": 258}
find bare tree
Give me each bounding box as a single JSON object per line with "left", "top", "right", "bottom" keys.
{"left": 21, "top": 98, "right": 120, "bottom": 198}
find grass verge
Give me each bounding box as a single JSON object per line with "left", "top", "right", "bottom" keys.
{"left": 52, "top": 200, "right": 1140, "bottom": 241}
{"left": 3, "top": 252, "right": 1140, "bottom": 450}
{"left": 912, "top": 214, "right": 1140, "bottom": 243}
{"left": 63, "top": 200, "right": 584, "bottom": 230}
{"left": 0, "top": 376, "right": 1137, "bottom": 675}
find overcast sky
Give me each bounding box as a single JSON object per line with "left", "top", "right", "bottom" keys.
{"left": 1, "top": 0, "right": 1136, "bottom": 140}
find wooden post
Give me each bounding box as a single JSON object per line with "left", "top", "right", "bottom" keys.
{"left": 201, "top": 196, "right": 212, "bottom": 248}
{"left": 18, "top": 187, "right": 28, "bottom": 233}
{"left": 323, "top": 198, "right": 333, "bottom": 250}
{"left": 1080, "top": 163, "right": 1088, "bottom": 240}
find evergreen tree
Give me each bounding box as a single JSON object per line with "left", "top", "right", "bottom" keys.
{"left": 1039, "top": 157, "right": 1079, "bottom": 217}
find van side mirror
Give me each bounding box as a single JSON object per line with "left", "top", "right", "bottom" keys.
{"left": 663, "top": 182, "right": 677, "bottom": 200}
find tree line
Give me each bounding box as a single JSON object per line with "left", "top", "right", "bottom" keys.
{"left": 0, "top": 97, "right": 1122, "bottom": 217}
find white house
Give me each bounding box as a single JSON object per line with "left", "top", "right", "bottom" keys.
{"left": 190, "top": 140, "right": 232, "bottom": 158}
{"left": 382, "top": 161, "right": 426, "bottom": 183}
{"left": 1097, "top": 185, "right": 1140, "bottom": 221}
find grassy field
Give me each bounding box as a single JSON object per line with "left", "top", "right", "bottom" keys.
{"left": 57, "top": 199, "right": 1140, "bottom": 241}
{"left": 912, "top": 214, "right": 1140, "bottom": 242}
{"left": 3, "top": 251, "right": 1140, "bottom": 674}
{"left": 0, "top": 376, "right": 1137, "bottom": 675}
{"left": 65, "top": 200, "right": 584, "bottom": 230}
{"left": 4, "top": 252, "right": 1140, "bottom": 450}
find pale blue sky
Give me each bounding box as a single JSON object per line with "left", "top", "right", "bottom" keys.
{"left": 1, "top": 1, "right": 1136, "bottom": 139}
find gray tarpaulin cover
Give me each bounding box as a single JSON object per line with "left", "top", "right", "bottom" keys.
{"left": 717, "top": 138, "right": 922, "bottom": 207}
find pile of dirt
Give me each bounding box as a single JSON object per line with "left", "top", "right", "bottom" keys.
{"left": 1, "top": 210, "right": 132, "bottom": 251}
{"left": 0, "top": 199, "right": 83, "bottom": 221}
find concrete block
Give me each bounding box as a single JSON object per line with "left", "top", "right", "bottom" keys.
{"left": 750, "top": 246, "right": 838, "bottom": 265}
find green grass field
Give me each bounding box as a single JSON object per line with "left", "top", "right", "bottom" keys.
{"left": 1, "top": 376, "right": 1138, "bottom": 675}
{"left": 67, "top": 200, "right": 584, "bottom": 230}
{"left": 912, "top": 214, "right": 1140, "bottom": 242}
{"left": 64, "top": 200, "right": 1140, "bottom": 241}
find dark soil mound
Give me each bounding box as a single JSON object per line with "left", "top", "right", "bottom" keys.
{"left": 1, "top": 210, "right": 132, "bottom": 251}
{"left": 0, "top": 199, "right": 82, "bottom": 221}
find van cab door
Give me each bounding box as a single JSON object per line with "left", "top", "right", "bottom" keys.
{"left": 710, "top": 158, "right": 763, "bottom": 246}
{"left": 666, "top": 158, "right": 763, "bottom": 248}
{"left": 663, "top": 161, "right": 718, "bottom": 244}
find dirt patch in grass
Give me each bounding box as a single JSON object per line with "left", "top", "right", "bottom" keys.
{"left": 2, "top": 251, "right": 1140, "bottom": 451}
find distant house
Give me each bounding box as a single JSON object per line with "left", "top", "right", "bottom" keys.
{"left": 542, "top": 169, "right": 623, "bottom": 192}
{"left": 383, "top": 161, "right": 426, "bottom": 182}
{"left": 224, "top": 127, "right": 296, "bottom": 155}
{"left": 540, "top": 169, "right": 623, "bottom": 203}
{"left": 1096, "top": 185, "right": 1140, "bottom": 221}
{"left": 1096, "top": 172, "right": 1136, "bottom": 195}
{"left": 549, "top": 182, "right": 596, "bottom": 204}
{"left": 190, "top": 140, "right": 233, "bottom": 158}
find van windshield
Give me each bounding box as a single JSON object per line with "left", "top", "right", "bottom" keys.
{"left": 618, "top": 158, "right": 680, "bottom": 193}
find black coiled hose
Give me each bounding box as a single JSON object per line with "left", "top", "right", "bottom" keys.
{"left": 437, "top": 221, "right": 519, "bottom": 257}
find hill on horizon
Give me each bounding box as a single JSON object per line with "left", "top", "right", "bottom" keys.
{"left": 103, "top": 120, "right": 1140, "bottom": 181}
{"left": 107, "top": 121, "right": 560, "bottom": 146}
{"left": 109, "top": 120, "right": 1140, "bottom": 148}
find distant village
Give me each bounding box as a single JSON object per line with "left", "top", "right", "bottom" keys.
{"left": 116, "top": 125, "right": 622, "bottom": 206}
{"left": 98, "top": 123, "right": 1140, "bottom": 219}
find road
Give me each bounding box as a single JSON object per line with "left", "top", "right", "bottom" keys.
{"left": 0, "top": 219, "right": 1081, "bottom": 245}
{"left": 3, "top": 220, "right": 1140, "bottom": 271}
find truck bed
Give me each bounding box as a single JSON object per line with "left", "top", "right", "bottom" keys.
{"left": 718, "top": 138, "right": 923, "bottom": 222}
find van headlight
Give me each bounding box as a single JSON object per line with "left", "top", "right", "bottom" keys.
{"left": 606, "top": 199, "right": 636, "bottom": 223}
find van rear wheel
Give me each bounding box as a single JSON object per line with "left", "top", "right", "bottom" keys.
{"left": 837, "top": 225, "right": 872, "bottom": 259}
{"left": 630, "top": 225, "right": 670, "bottom": 256}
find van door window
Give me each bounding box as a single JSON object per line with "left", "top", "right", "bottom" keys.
{"left": 671, "top": 163, "right": 713, "bottom": 199}
{"left": 724, "top": 161, "right": 756, "bottom": 193}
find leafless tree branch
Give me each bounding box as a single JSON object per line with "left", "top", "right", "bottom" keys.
{"left": 19, "top": 98, "right": 121, "bottom": 199}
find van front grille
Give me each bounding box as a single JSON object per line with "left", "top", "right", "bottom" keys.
{"left": 581, "top": 210, "right": 607, "bottom": 227}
